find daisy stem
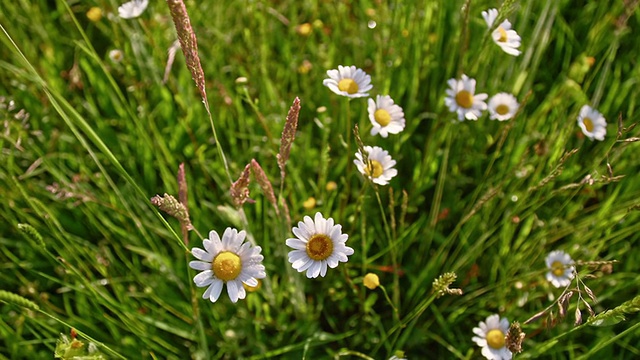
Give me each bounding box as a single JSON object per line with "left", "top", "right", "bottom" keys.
{"left": 185, "top": 250, "right": 211, "bottom": 358}
{"left": 379, "top": 284, "right": 399, "bottom": 318}
{"left": 339, "top": 98, "right": 353, "bottom": 219}
{"left": 374, "top": 187, "right": 400, "bottom": 320}
{"left": 424, "top": 124, "right": 451, "bottom": 252}
{"left": 346, "top": 98, "right": 352, "bottom": 162}
{"left": 358, "top": 183, "right": 369, "bottom": 276}
{"left": 456, "top": 0, "right": 472, "bottom": 75}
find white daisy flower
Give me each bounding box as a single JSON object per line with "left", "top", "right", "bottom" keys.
{"left": 487, "top": 93, "right": 519, "bottom": 121}
{"left": 118, "top": 0, "right": 149, "bottom": 19}
{"left": 482, "top": 8, "right": 522, "bottom": 56}
{"left": 189, "top": 228, "right": 266, "bottom": 303}
{"left": 354, "top": 145, "right": 398, "bottom": 186}
{"left": 472, "top": 314, "right": 512, "bottom": 360}
{"left": 322, "top": 65, "right": 372, "bottom": 98}
{"left": 577, "top": 105, "right": 607, "bottom": 141}
{"left": 286, "top": 212, "right": 354, "bottom": 278}
{"left": 108, "top": 49, "right": 124, "bottom": 63}
{"left": 368, "top": 95, "right": 406, "bottom": 137}
{"left": 444, "top": 74, "right": 488, "bottom": 121}
{"left": 545, "top": 250, "right": 575, "bottom": 288}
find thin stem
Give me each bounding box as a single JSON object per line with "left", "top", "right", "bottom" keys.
{"left": 185, "top": 250, "right": 210, "bottom": 359}
{"left": 340, "top": 98, "right": 353, "bottom": 218}
{"left": 374, "top": 188, "right": 400, "bottom": 321}
{"left": 379, "top": 285, "right": 399, "bottom": 317}
{"left": 206, "top": 110, "right": 233, "bottom": 185}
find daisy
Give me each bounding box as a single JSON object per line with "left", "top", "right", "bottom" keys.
{"left": 482, "top": 8, "right": 522, "bottom": 56}
{"left": 577, "top": 105, "right": 607, "bottom": 141}
{"left": 322, "top": 65, "right": 372, "bottom": 98}
{"left": 368, "top": 95, "right": 406, "bottom": 137}
{"left": 118, "top": 0, "right": 149, "bottom": 19}
{"left": 286, "top": 212, "right": 354, "bottom": 278}
{"left": 354, "top": 145, "right": 398, "bottom": 186}
{"left": 472, "top": 314, "right": 513, "bottom": 360}
{"left": 109, "top": 49, "right": 124, "bottom": 63}
{"left": 444, "top": 74, "right": 488, "bottom": 121}
{"left": 487, "top": 93, "right": 519, "bottom": 121}
{"left": 545, "top": 250, "right": 575, "bottom": 288}
{"left": 189, "top": 228, "right": 266, "bottom": 303}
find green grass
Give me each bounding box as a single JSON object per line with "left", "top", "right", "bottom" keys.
{"left": 1, "top": 0, "right": 640, "bottom": 359}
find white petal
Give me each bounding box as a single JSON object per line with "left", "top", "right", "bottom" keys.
{"left": 191, "top": 248, "right": 213, "bottom": 262}
{"left": 286, "top": 238, "right": 307, "bottom": 250}
{"left": 189, "top": 260, "right": 212, "bottom": 271}
{"left": 226, "top": 279, "right": 239, "bottom": 302}
{"left": 326, "top": 254, "right": 339, "bottom": 268}
{"left": 314, "top": 212, "right": 326, "bottom": 232}
{"left": 207, "top": 280, "right": 224, "bottom": 302}
{"left": 288, "top": 249, "right": 309, "bottom": 263}
{"left": 118, "top": 0, "right": 149, "bottom": 19}
{"left": 193, "top": 270, "right": 214, "bottom": 287}
{"left": 243, "top": 277, "right": 258, "bottom": 287}
{"left": 235, "top": 281, "right": 247, "bottom": 300}
{"left": 307, "top": 261, "right": 322, "bottom": 278}
{"left": 499, "top": 317, "right": 510, "bottom": 331}
{"left": 326, "top": 69, "right": 339, "bottom": 80}
{"left": 319, "top": 261, "right": 328, "bottom": 277}
{"left": 472, "top": 327, "right": 485, "bottom": 337}
{"left": 296, "top": 258, "right": 315, "bottom": 272}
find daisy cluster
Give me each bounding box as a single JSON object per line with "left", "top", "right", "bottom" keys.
{"left": 323, "top": 65, "right": 402, "bottom": 186}
{"left": 444, "top": 8, "right": 607, "bottom": 141}
{"left": 153, "top": 5, "right": 610, "bottom": 358}
{"left": 444, "top": 10, "right": 607, "bottom": 360}
{"left": 469, "top": 249, "right": 577, "bottom": 359}
{"left": 188, "top": 212, "right": 356, "bottom": 302}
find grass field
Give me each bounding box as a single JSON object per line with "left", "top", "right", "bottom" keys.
{"left": 1, "top": 0, "right": 640, "bottom": 359}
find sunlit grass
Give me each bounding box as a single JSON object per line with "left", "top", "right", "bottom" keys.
{"left": 1, "top": 0, "right": 640, "bottom": 359}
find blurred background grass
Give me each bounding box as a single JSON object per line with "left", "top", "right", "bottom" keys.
{"left": 1, "top": 0, "right": 639, "bottom": 358}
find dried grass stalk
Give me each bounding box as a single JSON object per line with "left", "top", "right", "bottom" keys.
{"left": 230, "top": 163, "right": 253, "bottom": 208}
{"left": 151, "top": 193, "right": 192, "bottom": 230}
{"left": 166, "top": 0, "right": 209, "bottom": 112}
{"left": 250, "top": 159, "right": 279, "bottom": 215}
{"left": 277, "top": 97, "right": 301, "bottom": 182}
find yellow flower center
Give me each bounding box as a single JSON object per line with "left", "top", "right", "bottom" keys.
{"left": 212, "top": 251, "right": 242, "bottom": 281}
{"left": 455, "top": 90, "right": 474, "bottom": 109}
{"left": 551, "top": 260, "right": 566, "bottom": 277}
{"left": 374, "top": 109, "right": 392, "bottom": 126}
{"left": 338, "top": 78, "right": 359, "bottom": 94}
{"left": 306, "top": 234, "right": 334, "bottom": 260}
{"left": 364, "top": 160, "right": 384, "bottom": 178}
{"left": 583, "top": 117, "right": 594, "bottom": 132}
{"left": 486, "top": 329, "right": 506, "bottom": 349}
{"left": 496, "top": 104, "right": 510, "bottom": 115}
{"left": 498, "top": 26, "right": 508, "bottom": 42}
{"left": 111, "top": 51, "right": 123, "bottom": 62}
